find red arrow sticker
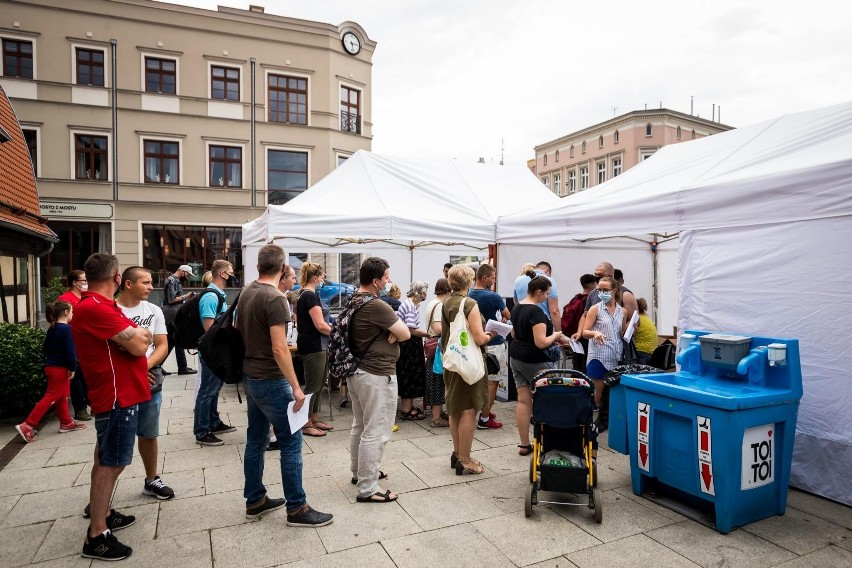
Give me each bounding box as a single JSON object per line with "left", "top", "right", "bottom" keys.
{"left": 637, "top": 403, "right": 650, "bottom": 472}
{"left": 697, "top": 416, "right": 714, "bottom": 495}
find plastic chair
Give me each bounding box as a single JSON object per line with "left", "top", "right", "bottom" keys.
{"left": 648, "top": 343, "right": 674, "bottom": 370}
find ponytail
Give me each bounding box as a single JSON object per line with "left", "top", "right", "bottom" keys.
{"left": 46, "top": 300, "right": 73, "bottom": 327}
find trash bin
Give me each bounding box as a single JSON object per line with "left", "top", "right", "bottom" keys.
{"left": 604, "top": 364, "right": 666, "bottom": 455}
{"left": 619, "top": 331, "right": 802, "bottom": 534}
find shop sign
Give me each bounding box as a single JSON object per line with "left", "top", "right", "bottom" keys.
{"left": 40, "top": 201, "right": 113, "bottom": 219}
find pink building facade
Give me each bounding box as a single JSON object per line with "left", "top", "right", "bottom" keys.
{"left": 534, "top": 109, "right": 732, "bottom": 196}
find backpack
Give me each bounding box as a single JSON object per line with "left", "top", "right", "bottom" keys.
{"left": 560, "top": 293, "right": 587, "bottom": 335}
{"left": 173, "top": 289, "right": 224, "bottom": 349}
{"left": 197, "top": 292, "right": 243, "bottom": 384}
{"left": 328, "top": 294, "right": 380, "bottom": 382}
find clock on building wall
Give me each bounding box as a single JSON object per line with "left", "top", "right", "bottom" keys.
{"left": 342, "top": 32, "right": 361, "bottom": 55}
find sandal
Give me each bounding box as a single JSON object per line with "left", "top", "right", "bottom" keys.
{"left": 455, "top": 458, "right": 485, "bottom": 476}
{"left": 339, "top": 399, "right": 349, "bottom": 408}
{"left": 518, "top": 444, "right": 533, "bottom": 456}
{"left": 351, "top": 470, "right": 387, "bottom": 485}
{"left": 430, "top": 417, "right": 449, "bottom": 428}
{"left": 400, "top": 408, "right": 425, "bottom": 421}
{"left": 313, "top": 420, "right": 334, "bottom": 431}
{"left": 356, "top": 488, "right": 398, "bottom": 503}
{"left": 301, "top": 427, "right": 327, "bottom": 437}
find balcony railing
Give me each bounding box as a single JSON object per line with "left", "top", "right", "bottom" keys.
{"left": 340, "top": 110, "right": 361, "bottom": 135}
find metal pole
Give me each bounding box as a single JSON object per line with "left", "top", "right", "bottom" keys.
{"left": 111, "top": 39, "right": 118, "bottom": 201}
{"left": 250, "top": 58, "right": 256, "bottom": 207}
{"left": 651, "top": 240, "right": 659, "bottom": 327}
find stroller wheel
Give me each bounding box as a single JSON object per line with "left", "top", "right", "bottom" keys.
{"left": 525, "top": 482, "right": 534, "bottom": 518}
{"left": 592, "top": 460, "right": 598, "bottom": 488}
{"left": 593, "top": 488, "right": 603, "bottom": 523}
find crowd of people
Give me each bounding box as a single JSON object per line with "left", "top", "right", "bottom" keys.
{"left": 14, "top": 249, "right": 658, "bottom": 561}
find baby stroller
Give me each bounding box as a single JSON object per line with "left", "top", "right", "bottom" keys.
{"left": 525, "top": 369, "right": 602, "bottom": 523}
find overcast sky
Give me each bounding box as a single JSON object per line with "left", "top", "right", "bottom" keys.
{"left": 167, "top": 0, "right": 852, "bottom": 167}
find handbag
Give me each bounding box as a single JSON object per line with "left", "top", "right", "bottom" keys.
{"left": 442, "top": 298, "right": 486, "bottom": 385}
{"left": 545, "top": 343, "right": 562, "bottom": 363}
{"left": 423, "top": 303, "right": 440, "bottom": 358}
{"left": 432, "top": 345, "right": 443, "bottom": 374}
{"left": 485, "top": 352, "right": 500, "bottom": 375}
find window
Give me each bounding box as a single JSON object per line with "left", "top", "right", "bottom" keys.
{"left": 541, "top": 176, "right": 548, "bottom": 186}
{"left": 22, "top": 128, "right": 37, "bottom": 176}
{"left": 76, "top": 48, "right": 104, "bottom": 86}
{"left": 145, "top": 56, "right": 176, "bottom": 94}
{"left": 612, "top": 158, "right": 622, "bottom": 177}
{"left": 598, "top": 135, "right": 604, "bottom": 149}
{"left": 74, "top": 134, "right": 108, "bottom": 180}
{"left": 144, "top": 140, "right": 179, "bottom": 184}
{"left": 597, "top": 162, "right": 606, "bottom": 184}
{"left": 555, "top": 150, "right": 560, "bottom": 162}
{"left": 2, "top": 38, "right": 33, "bottom": 79}
{"left": 209, "top": 145, "right": 241, "bottom": 187}
{"left": 268, "top": 74, "right": 307, "bottom": 125}
{"left": 568, "top": 170, "right": 576, "bottom": 193}
{"left": 569, "top": 145, "right": 574, "bottom": 158}
{"left": 543, "top": 154, "right": 547, "bottom": 166}
{"left": 267, "top": 149, "right": 307, "bottom": 204}
{"left": 614, "top": 130, "right": 619, "bottom": 143}
{"left": 340, "top": 85, "right": 361, "bottom": 134}
{"left": 142, "top": 224, "right": 243, "bottom": 282}
{"left": 581, "top": 141, "right": 586, "bottom": 154}
{"left": 580, "top": 166, "right": 589, "bottom": 189}
{"left": 640, "top": 149, "right": 655, "bottom": 161}
{"left": 676, "top": 126, "right": 682, "bottom": 140}
{"left": 211, "top": 65, "right": 239, "bottom": 101}
{"left": 337, "top": 154, "right": 349, "bottom": 167}
{"left": 554, "top": 173, "right": 561, "bottom": 195}
{"left": 645, "top": 123, "right": 652, "bottom": 136}
{"left": 691, "top": 129, "right": 696, "bottom": 140}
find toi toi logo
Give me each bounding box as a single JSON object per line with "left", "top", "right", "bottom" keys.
{"left": 459, "top": 331, "right": 469, "bottom": 347}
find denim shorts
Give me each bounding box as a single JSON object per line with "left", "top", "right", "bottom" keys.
{"left": 136, "top": 391, "right": 162, "bottom": 439}
{"left": 94, "top": 404, "right": 139, "bottom": 467}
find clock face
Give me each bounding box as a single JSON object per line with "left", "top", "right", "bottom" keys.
{"left": 342, "top": 32, "right": 361, "bottom": 55}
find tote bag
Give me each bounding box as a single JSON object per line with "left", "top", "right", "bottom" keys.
{"left": 442, "top": 298, "right": 485, "bottom": 385}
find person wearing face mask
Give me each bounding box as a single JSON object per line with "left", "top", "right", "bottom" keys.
{"left": 396, "top": 280, "right": 429, "bottom": 421}
{"left": 58, "top": 270, "right": 93, "bottom": 421}
{"left": 193, "top": 259, "right": 238, "bottom": 447}
{"left": 581, "top": 275, "right": 624, "bottom": 417}
{"left": 162, "top": 264, "right": 197, "bottom": 377}
{"left": 296, "top": 262, "right": 334, "bottom": 437}
{"left": 71, "top": 253, "right": 153, "bottom": 561}
{"left": 348, "top": 257, "right": 411, "bottom": 503}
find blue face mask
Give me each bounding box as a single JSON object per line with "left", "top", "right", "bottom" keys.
{"left": 599, "top": 291, "right": 613, "bottom": 303}
{"left": 315, "top": 279, "right": 324, "bottom": 289}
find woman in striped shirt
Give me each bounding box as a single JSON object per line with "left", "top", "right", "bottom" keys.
{"left": 396, "top": 281, "right": 430, "bottom": 420}
{"left": 581, "top": 276, "right": 624, "bottom": 408}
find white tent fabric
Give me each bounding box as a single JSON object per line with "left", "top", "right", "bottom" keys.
{"left": 244, "top": 150, "right": 559, "bottom": 248}
{"left": 496, "top": 101, "right": 852, "bottom": 505}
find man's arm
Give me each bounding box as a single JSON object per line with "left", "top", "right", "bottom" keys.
{"left": 270, "top": 323, "right": 306, "bottom": 411}
{"left": 572, "top": 310, "right": 588, "bottom": 342}
{"left": 500, "top": 307, "right": 511, "bottom": 322}
{"left": 547, "top": 297, "right": 560, "bottom": 326}
{"left": 621, "top": 291, "right": 638, "bottom": 328}
{"left": 388, "top": 319, "right": 411, "bottom": 342}
{"left": 148, "top": 334, "right": 168, "bottom": 369}
{"left": 111, "top": 326, "right": 153, "bottom": 357}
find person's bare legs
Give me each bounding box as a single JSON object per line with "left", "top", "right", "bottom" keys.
{"left": 431, "top": 404, "right": 443, "bottom": 421}
{"left": 480, "top": 381, "right": 498, "bottom": 419}
{"left": 89, "top": 447, "right": 123, "bottom": 536}
{"left": 591, "top": 378, "right": 604, "bottom": 407}
{"left": 456, "top": 409, "right": 477, "bottom": 460}
{"left": 515, "top": 386, "right": 533, "bottom": 447}
{"left": 138, "top": 437, "right": 158, "bottom": 481}
{"left": 449, "top": 413, "right": 460, "bottom": 456}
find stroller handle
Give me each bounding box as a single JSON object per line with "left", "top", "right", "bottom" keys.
{"left": 532, "top": 368, "right": 594, "bottom": 390}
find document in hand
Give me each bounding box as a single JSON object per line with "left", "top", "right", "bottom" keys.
{"left": 623, "top": 311, "right": 640, "bottom": 342}
{"left": 287, "top": 393, "right": 313, "bottom": 434}
{"left": 485, "top": 319, "right": 513, "bottom": 338}
{"left": 567, "top": 337, "right": 584, "bottom": 354}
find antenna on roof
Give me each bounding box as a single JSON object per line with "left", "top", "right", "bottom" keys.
{"left": 500, "top": 138, "right": 504, "bottom": 166}
{"left": 691, "top": 95, "right": 694, "bottom": 115}
{"left": 712, "top": 103, "right": 716, "bottom": 122}
{"left": 612, "top": 106, "right": 617, "bottom": 117}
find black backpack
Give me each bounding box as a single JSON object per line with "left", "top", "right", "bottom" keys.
{"left": 197, "top": 292, "right": 244, "bottom": 384}
{"left": 173, "top": 289, "right": 224, "bottom": 349}
{"left": 328, "top": 294, "right": 380, "bottom": 382}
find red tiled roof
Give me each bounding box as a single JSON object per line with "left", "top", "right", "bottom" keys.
{"left": 0, "top": 84, "right": 56, "bottom": 241}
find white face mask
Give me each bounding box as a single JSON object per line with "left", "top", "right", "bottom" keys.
{"left": 75, "top": 282, "right": 88, "bottom": 292}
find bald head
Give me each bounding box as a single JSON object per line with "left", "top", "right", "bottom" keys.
{"left": 594, "top": 262, "right": 614, "bottom": 278}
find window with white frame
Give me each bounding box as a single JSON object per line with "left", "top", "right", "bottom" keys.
{"left": 144, "top": 139, "right": 179, "bottom": 184}
{"left": 598, "top": 135, "right": 604, "bottom": 149}
{"left": 340, "top": 85, "right": 361, "bottom": 134}
{"left": 211, "top": 65, "right": 240, "bottom": 101}
{"left": 75, "top": 47, "right": 105, "bottom": 86}
{"left": 209, "top": 145, "right": 242, "bottom": 187}
{"left": 580, "top": 166, "right": 588, "bottom": 189}
{"left": 268, "top": 74, "right": 307, "bottom": 125}
{"left": 145, "top": 56, "right": 177, "bottom": 94}
{"left": 597, "top": 162, "right": 606, "bottom": 184}
{"left": 2, "top": 38, "right": 33, "bottom": 79}
{"left": 543, "top": 154, "right": 547, "bottom": 166}
{"left": 74, "top": 134, "right": 108, "bottom": 180}
{"left": 337, "top": 154, "right": 350, "bottom": 167}
{"left": 614, "top": 130, "right": 619, "bottom": 143}
{"left": 555, "top": 150, "right": 560, "bottom": 162}
{"left": 568, "top": 170, "right": 576, "bottom": 193}
{"left": 612, "top": 158, "right": 622, "bottom": 177}
{"left": 541, "top": 176, "right": 548, "bottom": 187}
{"left": 554, "top": 173, "right": 561, "bottom": 195}
{"left": 645, "top": 123, "right": 652, "bottom": 136}
{"left": 676, "top": 126, "right": 682, "bottom": 140}
{"left": 22, "top": 128, "right": 38, "bottom": 176}
{"left": 267, "top": 149, "right": 308, "bottom": 205}
{"left": 691, "top": 129, "right": 696, "bottom": 140}
{"left": 640, "top": 149, "right": 655, "bottom": 161}
{"left": 569, "top": 145, "right": 574, "bottom": 158}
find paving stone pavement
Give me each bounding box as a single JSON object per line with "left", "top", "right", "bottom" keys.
{"left": 1, "top": 359, "right": 850, "bottom": 567}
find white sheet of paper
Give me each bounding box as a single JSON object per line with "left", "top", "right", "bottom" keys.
{"left": 287, "top": 393, "right": 313, "bottom": 434}
{"left": 623, "top": 310, "right": 640, "bottom": 342}
{"left": 568, "top": 337, "right": 585, "bottom": 354}
{"left": 485, "top": 319, "right": 513, "bottom": 338}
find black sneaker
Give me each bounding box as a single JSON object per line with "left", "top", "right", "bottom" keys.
{"left": 143, "top": 476, "right": 175, "bottom": 500}
{"left": 265, "top": 440, "right": 280, "bottom": 452}
{"left": 286, "top": 504, "right": 333, "bottom": 527}
{"left": 82, "top": 530, "right": 132, "bottom": 561}
{"left": 177, "top": 368, "right": 196, "bottom": 375}
{"left": 196, "top": 433, "right": 224, "bottom": 446}
{"left": 211, "top": 423, "right": 237, "bottom": 435}
{"left": 82, "top": 507, "right": 135, "bottom": 532}
{"left": 245, "top": 496, "right": 286, "bottom": 520}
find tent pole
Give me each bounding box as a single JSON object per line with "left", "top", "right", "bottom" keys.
{"left": 651, "top": 239, "right": 659, "bottom": 327}
{"left": 410, "top": 242, "right": 414, "bottom": 284}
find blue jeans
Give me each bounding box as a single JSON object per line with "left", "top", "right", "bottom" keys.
{"left": 243, "top": 375, "right": 307, "bottom": 510}
{"left": 193, "top": 356, "right": 224, "bottom": 439}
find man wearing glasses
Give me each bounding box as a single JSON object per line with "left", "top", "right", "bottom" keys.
{"left": 193, "top": 259, "right": 238, "bottom": 446}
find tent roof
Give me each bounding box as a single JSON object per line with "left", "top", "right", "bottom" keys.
{"left": 244, "top": 150, "right": 559, "bottom": 247}
{"left": 497, "top": 101, "right": 852, "bottom": 244}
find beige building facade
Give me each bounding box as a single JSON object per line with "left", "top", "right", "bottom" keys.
{"left": 0, "top": 0, "right": 374, "bottom": 286}
{"left": 534, "top": 109, "right": 731, "bottom": 196}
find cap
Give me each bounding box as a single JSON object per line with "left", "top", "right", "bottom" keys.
{"left": 178, "top": 264, "right": 194, "bottom": 275}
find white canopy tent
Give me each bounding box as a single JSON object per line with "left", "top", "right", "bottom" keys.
{"left": 242, "top": 150, "right": 559, "bottom": 289}
{"left": 496, "top": 101, "right": 852, "bottom": 504}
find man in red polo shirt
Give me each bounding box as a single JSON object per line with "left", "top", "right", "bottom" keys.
{"left": 71, "top": 253, "right": 152, "bottom": 562}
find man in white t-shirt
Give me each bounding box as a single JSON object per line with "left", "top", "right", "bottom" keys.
{"left": 117, "top": 266, "right": 174, "bottom": 500}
